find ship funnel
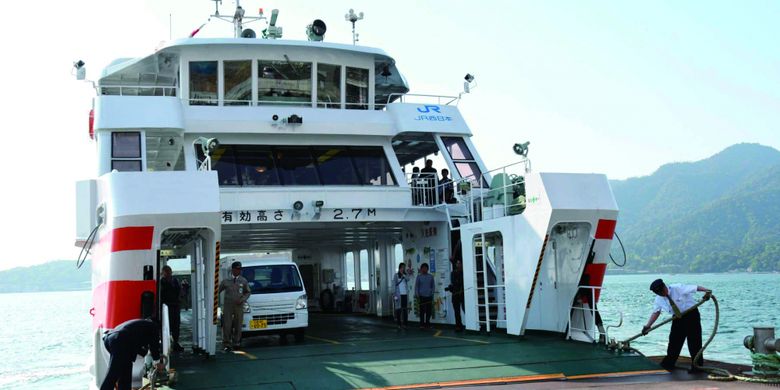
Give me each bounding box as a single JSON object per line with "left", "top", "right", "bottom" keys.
{"left": 306, "top": 19, "right": 327, "bottom": 41}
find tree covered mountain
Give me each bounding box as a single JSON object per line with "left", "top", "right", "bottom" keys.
{"left": 0, "top": 260, "right": 90, "bottom": 293}
{"left": 611, "top": 143, "right": 780, "bottom": 272}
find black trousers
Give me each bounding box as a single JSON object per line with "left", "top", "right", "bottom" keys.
{"left": 101, "top": 334, "right": 135, "bottom": 390}
{"left": 168, "top": 304, "right": 181, "bottom": 343}
{"left": 452, "top": 294, "right": 464, "bottom": 328}
{"left": 419, "top": 296, "right": 433, "bottom": 326}
{"left": 395, "top": 295, "right": 408, "bottom": 326}
{"left": 662, "top": 308, "right": 703, "bottom": 369}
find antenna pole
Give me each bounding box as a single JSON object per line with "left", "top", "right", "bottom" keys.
{"left": 344, "top": 9, "right": 364, "bottom": 45}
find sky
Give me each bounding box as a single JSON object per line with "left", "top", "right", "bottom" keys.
{"left": 0, "top": 0, "right": 777, "bottom": 270}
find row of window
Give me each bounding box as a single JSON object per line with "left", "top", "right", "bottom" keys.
{"left": 189, "top": 60, "right": 369, "bottom": 109}
{"left": 197, "top": 145, "right": 396, "bottom": 186}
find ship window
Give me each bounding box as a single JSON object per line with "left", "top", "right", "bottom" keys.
{"left": 112, "top": 132, "right": 141, "bottom": 158}
{"left": 232, "top": 145, "right": 280, "bottom": 185}
{"left": 317, "top": 63, "right": 341, "bottom": 109}
{"left": 346, "top": 67, "right": 369, "bottom": 110}
{"left": 359, "top": 249, "right": 369, "bottom": 290}
{"left": 442, "top": 136, "right": 486, "bottom": 188}
{"left": 258, "top": 60, "right": 312, "bottom": 107}
{"left": 224, "top": 60, "right": 252, "bottom": 106}
{"left": 274, "top": 146, "right": 320, "bottom": 185}
{"left": 311, "top": 147, "right": 360, "bottom": 185}
{"left": 195, "top": 145, "right": 240, "bottom": 185}
{"left": 345, "top": 252, "right": 356, "bottom": 290}
{"left": 189, "top": 61, "right": 218, "bottom": 106}
{"left": 351, "top": 147, "right": 397, "bottom": 185}
{"left": 197, "top": 145, "right": 396, "bottom": 186}
{"left": 111, "top": 160, "right": 142, "bottom": 172}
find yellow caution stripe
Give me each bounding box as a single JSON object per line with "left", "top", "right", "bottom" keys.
{"left": 526, "top": 234, "right": 549, "bottom": 309}
{"left": 213, "top": 241, "right": 220, "bottom": 325}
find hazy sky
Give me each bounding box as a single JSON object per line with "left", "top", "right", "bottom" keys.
{"left": 0, "top": 0, "right": 777, "bottom": 270}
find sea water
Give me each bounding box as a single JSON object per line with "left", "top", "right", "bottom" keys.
{"left": 1, "top": 273, "right": 778, "bottom": 389}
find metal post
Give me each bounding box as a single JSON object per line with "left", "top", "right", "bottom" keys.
{"left": 480, "top": 232, "right": 490, "bottom": 332}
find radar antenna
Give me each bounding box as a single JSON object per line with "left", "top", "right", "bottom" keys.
{"left": 344, "top": 8, "right": 364, "bottom": 45}
{"left": 209, "top": 0, "right": 281, "bottom": 39}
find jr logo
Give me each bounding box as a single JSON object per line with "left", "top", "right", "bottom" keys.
{"left": 416, "top": 105, "right": 441, "bottom": 113}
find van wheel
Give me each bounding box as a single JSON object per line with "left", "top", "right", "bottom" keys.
{"left": 294, "top": 329, "right": 305, "bottom": 343}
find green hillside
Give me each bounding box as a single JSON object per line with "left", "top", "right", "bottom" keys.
{"left": 0, "top": 260, "right": 90, "bottom": 293}
{"left": 611, "top": 143, "right": 780, "bottom": 272}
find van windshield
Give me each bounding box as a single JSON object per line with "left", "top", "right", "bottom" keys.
{"left": 242, "top": 264, "right": 303, "bottom": 294}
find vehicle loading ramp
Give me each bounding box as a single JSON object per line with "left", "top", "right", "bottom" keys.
{"left": 169, "top": 313, "right": 661, "bottom": 389}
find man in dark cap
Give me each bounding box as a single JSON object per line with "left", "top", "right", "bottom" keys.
{"left": 219, "top": 261, "right": 250, "bottom": 351}
{"left": 642, "top": 278, "right": 711, "bottom": 372}
{"left": 100, "top": 318, "right": 164, "bottom": 390}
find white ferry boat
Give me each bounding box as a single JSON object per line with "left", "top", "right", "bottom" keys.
{"left": 76, "top": 3, "right": 626, "bottom": 389}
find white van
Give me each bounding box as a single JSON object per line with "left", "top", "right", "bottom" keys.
{"left": 222, "top": 254, "right": 308, "bottom": 342}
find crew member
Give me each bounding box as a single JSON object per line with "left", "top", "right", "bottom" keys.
{"left": 100, "top": 318, "right": 164, "bottom": 390}
{"left": 160, "top": 265, "right": 184, "bottom": 352}
{"left": 642, "top": 279, "right": 711, "bottom": 372}
{"left": 447, "top": 259, "right": 465, "bottom": 332}
{"left": 219, "top": 261, "right": 250, "bottom": 351}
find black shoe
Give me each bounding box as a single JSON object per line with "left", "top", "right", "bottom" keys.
{"left": 660, "top": 362, "right": 675, "bottom": 371}
{"left": 223, "top": 346, "right": 233, "bottom": 352}
{"left": 173, "top": 343, "right": 185, "bottom": 352}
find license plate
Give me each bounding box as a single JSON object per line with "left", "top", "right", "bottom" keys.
{"left": 250, "top": 319, "right": 267, "bottom": 329}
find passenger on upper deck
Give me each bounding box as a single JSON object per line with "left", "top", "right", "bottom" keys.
{"left": 411, "top": 167, "right": 422, "bottom": 205}
{"left": 420, "top": 160, "right": 438, "bottom": 205}
{"left": 440, "top": 169, "right": 455, "bottom": 204}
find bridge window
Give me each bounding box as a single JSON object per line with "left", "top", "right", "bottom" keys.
{"left": 111, "top": 132, "right": 142, "bottom": 172}
{"left": 258, "top": 60, "right": 312, "bottom": 106}
{"left": 224, "top": 60, "right": 252, "bottom": 106}
{"left": 442, "top": 136, "right": 486, "bottom": 188}
{"left": 196, "top": 145, "right": 396, "bottom": 186}
{"left": 317, "top": 63, "right": 341, "bottom": 109}
{"left": 189, "top": 61, "right": 218, "bottom": 106}
{"left": 346, "top": 67, "right": 369, "bottom": 110}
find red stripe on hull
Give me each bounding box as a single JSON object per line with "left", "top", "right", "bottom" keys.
{"left": 92, "top": 280, "right": 156, "bottom": 330}
{"left": 96, "top": 226, "right": 154, "bottom": 255}
{"left": 594, "top": 219, "right": 617, "bottom": 240}
{"left": 584, "top": 263, "right": 608, "bottom": 302}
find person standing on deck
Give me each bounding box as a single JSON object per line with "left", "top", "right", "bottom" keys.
{"left": 100, "top": 318, "right": 164, "bottom": 390}
{"left": 415, "top": 263, "right": 435, "bottom": 329}
{"left": 642, "top": 278, "right": 711, "bottom": 373}
{"left": 446, "top": 259, "right": 465, "bottom": 332}
{"left": 160, "top": 265, "right": 184, "bottom": 352}
{"left": 219, "top": 261, "right": 250, "bottom": 351}
{"left": 393, "top": 263, "right": 411, "bottom": 329}
{"left": 420, "top": 159, "right": 438, "bottom": 205}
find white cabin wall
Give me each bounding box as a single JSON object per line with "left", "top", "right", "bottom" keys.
{"left": 400, "top": 222, "right": 452, "bottom": 324}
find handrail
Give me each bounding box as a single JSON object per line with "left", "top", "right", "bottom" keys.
{"left": 99, "top": 85, "right": 177, "bottom": 97}
{"left": 386, "top": 92, "right": 460, "bottom": 106}
{"left": 568, "top": 285, "right": 605, "bottom": 343}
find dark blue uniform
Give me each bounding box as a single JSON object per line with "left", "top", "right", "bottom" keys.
{"left": 100, "top": 319, "right": 161, "bottom": 390}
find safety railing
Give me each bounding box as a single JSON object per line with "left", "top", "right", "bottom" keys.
{"left": 566, "top": 286, "right": 608, "bottom": 343}
{"left": 456, "top": 159, "right": 531, "bottom": 223}
{"left": 383, "top": 93, "right": 460, "bottom": 107}
{"left": 99, "top": 85, "right": 177, "bottom": 97}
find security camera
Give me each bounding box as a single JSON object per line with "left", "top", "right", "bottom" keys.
{"left": 272, "top": 114, "right": 279, "bottom": 122}
{"left": 313, "top": 200, "right": 324, "bottom": 208}
{"left": 293, "top": 201, "right": 304, "bottom": 211}
{"left": 464, "top": 73, "right": 475, "bottom": 82}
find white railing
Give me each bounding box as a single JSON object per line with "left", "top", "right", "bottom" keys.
{"left": 566, "top": 285, "right": 623, "bottom": 344}
{"left": 457, "top": 159, "right": 531, "bottom": 223}
{"left": 99, "top": 85, "right": 177, "bottom": 97}
{"left": 385, "top": 93, "right": 460, "bottom": 106}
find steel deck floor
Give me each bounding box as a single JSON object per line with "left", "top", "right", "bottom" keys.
{"left": 167, "top": 312, "right": 666, "bottom": 389}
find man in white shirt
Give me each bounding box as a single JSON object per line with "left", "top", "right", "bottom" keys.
{"left": 642, "top": 278, "right": 711, "bottom": 373}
